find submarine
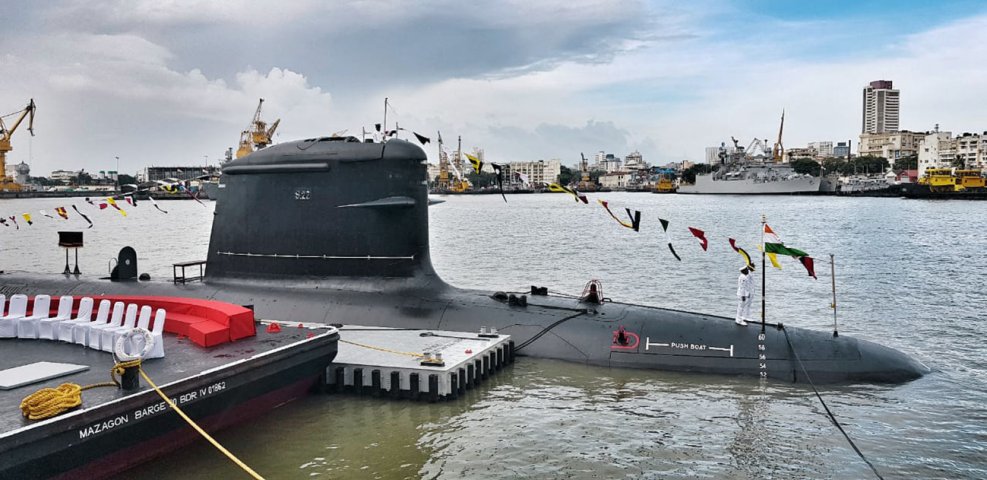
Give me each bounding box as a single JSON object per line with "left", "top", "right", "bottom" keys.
{"left": 1, "top": 136, "right": 928, "bottom": 384}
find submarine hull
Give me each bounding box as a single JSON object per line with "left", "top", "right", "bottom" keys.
{"left": 0, "top": 273, "right": 929, "bottom": 384}
{"left": 0, "top": 136, "right": 928, "bottom": 384}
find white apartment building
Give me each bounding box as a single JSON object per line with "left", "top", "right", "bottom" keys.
{"left": 705, "top": 146, "right": 722, "bottom": 164}
{"left": 955, "top": 132, "right": 987, "bottom": 170}
{"left": 598, "top": 171, "right": 632, "bottom": 189}
{"left": 862, "top": 80, "right": 900, "bottom": 134}
{"left": 858, "top": 131, "right": 924, "bottom": 161}
{"left": 916, "top": 130, "right": 987, "bottom": 176}
{"left": 917, "top": 131, "right": 955, "bottom": 177}
{"left": 808, "top": 141, "right": 834, "bottom": 158}
{"left": 508, "top": 159, "right": 561, "bottom": 186}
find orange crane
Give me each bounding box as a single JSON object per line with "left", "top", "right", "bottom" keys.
{"left": 0, "top": 99, "right": 36, "bottom": 192}
{"left": 235, "top": 98, "right": 281, "bottom": 159}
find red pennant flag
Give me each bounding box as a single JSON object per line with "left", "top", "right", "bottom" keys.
{"left": 688, "top": 227, "right": 708, "bottom": 251}
{"left": 798, "top": 256, "right": 817, "bottom": 279}
{"left": 99, "top": 203, "right": 108, "bottom": 210}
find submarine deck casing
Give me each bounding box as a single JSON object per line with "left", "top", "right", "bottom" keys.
{"left": 0, "top": 137, "right": 928, "bottom": 384}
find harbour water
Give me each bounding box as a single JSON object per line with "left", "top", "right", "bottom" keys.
{"left": 0, "top": 193, "right": 984, "bottom": 479}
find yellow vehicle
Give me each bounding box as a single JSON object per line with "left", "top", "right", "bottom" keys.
{"left": 654, "top": 175, "right": 678, "bottom": 193}
{"left": 955, "top": 170, "right": 986, "bottom": 191}
{"left": 919, "top": 168, "right": 957, "bottom": 193}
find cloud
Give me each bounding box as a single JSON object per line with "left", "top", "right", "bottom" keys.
{"left": 1, "top": 27, "right": 332, "bottom": 174}
{"left": 3, "top": 0, "right": 987, "bottom": 175}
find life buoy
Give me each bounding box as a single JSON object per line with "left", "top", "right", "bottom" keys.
{"left": 115, "top": 328, "right": 155, "bottom": 361}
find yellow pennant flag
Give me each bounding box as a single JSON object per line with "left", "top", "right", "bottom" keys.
{"left": 756, "top": 244, "right": 782, "bottom": 269}
{"left": 465, "top": 153, "right": 482, "bottom": 174}
{"left": 106, "top": 197, "right": 127, "bottom": 217}
{"left": 21, "top": 213, "right": 33, "bottom": 225}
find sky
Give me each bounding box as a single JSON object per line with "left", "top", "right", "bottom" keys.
{"left": 2, "top": 0, "right": 986, "bottom": 175}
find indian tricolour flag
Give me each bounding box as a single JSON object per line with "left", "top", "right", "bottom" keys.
{"left": 763, "top": 224, "right": 817, "bottom": 279}
{"left": 764, "top": 224, "right": 809, "bottom": 258}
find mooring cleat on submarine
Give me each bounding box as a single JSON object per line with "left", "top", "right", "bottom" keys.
{"left": 1, "top": 136, "right": 929, "bottom": 384}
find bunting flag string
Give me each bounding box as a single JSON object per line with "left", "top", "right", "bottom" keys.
{"left": 598, "top": 200, "right": 641, "bottom": 231}
{"left": 658, "top": 218, "right": 682, "bottom": 261}
{"left": 413, "top": 132, "right": 430, "bottom": 145}
{"left": 0, "top": 218, "right": 7, "bottom": 227}
{"left": 465, "top": 153, "right": 483, "bottom": 174}
{"left": 39, "top": 210, "right": 55, "bottom": 219}
{"left": 729, "top": 238, "right": 754, "bottom": 269}
{"left": 71, "top": 205, "right": 94, "bottom": 229}
{"left": 106, "top": 197, "right": 127, "bottom": 216}
{"left": 148, "top": 196, "right": 169, "bottom": 214}
{"left": 85, "top": 198, "right": 96, "bottom": 206}
{"left": 490, "top": 163, "right": 507, "bottom": 203}
{"left": 688, "top": 227, "right": 708, "bottom": 251}
{"left": 21, "top": 213, "right": 32, "bottom": 226}
{"left": 8, "top": 216, "right": 18, "bottom": 229}
{"left": 546, "top": 183, "right": 588, "bottom": 204}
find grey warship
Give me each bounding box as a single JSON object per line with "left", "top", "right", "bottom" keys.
{"left": 2, "top": 137, "right": 928, "bottom": 384}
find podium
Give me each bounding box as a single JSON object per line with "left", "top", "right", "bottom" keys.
{"left": 58, "top": 231, "right": 83, "bottom": 275}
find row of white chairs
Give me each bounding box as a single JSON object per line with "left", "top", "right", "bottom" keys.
{"left": 0, "top": 294, "right": 166, "bottom": 359}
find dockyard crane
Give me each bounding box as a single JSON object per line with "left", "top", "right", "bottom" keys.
{"left": 0, "top": 99, "right": 36, "bottom": 192}
{"left": 235, "top": 98, "right": 281, "bottom": 159}
{"left": 578, "top": 152, "right": 596, "bottom": 191}
{"left": 772, "top": 110, "right": 785, "bottom": 163}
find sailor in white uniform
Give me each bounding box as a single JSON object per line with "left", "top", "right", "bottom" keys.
{"left": 736, "top": 265, "right": 755, "bottom": 326}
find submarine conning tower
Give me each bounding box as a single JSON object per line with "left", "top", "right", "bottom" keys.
{"left": 206, "top": 137, "right": 439, "bottom": 282}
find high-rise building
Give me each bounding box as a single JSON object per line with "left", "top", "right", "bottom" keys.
{"left": 807, "top": 141, "right": 834, "bottom": 158}
{"left": 862, "top": 80, "right": 900, "bottom": 134}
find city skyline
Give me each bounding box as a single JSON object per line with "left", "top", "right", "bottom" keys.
{"left": 3, "top": 0, "right": 987, "bottom": 174}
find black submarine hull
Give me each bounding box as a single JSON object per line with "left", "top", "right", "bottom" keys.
{"left": 0, "top": 273, "right": 928, "bottom": 384}
{"left": 0, "top": 136, "right": 928, "bottom": 384}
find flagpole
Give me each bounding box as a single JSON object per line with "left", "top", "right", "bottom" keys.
{"left": 830, "top": 254, "right": 839, "bottom": 337}
{"left": 761, "top": 214, "right": 766, "bottom": 333}
{"left": 383, "top": 97, "right": 388, "bottom": 139}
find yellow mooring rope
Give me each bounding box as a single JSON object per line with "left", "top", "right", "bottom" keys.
{"left": 19, "top": 359, "right": 142, "bottom": 420}
{"left": 20, "top": 359, "right": 264, "bottom": 480}
{"left": 340, "top": 338, "right": 424, "bottom": 358}
{"left": 138, "top": 368, "right": 264, "bottom": 480}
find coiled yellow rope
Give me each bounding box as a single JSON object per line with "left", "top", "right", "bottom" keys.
{"left": 19, "top": 359, "right": 142, "bottom": 420}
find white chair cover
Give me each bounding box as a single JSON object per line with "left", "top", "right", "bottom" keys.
{"left": 76, "top": 299, "right": 111, "bottom": 346}
{"left": 102, "top": 304, "right": 139, "bottom": 353}
{"left": 39, "top": 295, "right": 74, "bottom": 340}
{"left": 17, "top": 294, "right": 51, "bottom": 339}
{"left": 89, "top": 301, "right": 125, "bottom": 350}
{"left": 59, "top": 297, "right": 94, "bottom": 342}
{"left": 0, "top": 295, "right": 29, "bottom": 338}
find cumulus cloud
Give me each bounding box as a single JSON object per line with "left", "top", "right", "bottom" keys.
{"left": 2, "top": 0, "right": 986, "bottom": 174}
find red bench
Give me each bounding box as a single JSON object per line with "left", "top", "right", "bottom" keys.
{"left": 88, "top": 295, "right": 256, "bottom": 348}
